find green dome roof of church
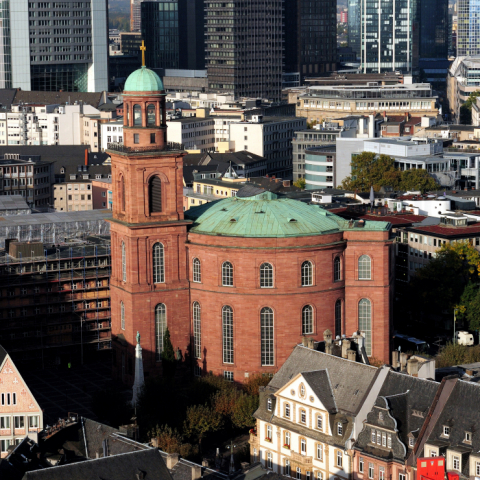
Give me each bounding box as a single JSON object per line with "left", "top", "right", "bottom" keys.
{"left": 124, "top": 66, "right": 164, "bottom": 93}
{"left": 185, "top": 191, "right": 390, "bottom": 238}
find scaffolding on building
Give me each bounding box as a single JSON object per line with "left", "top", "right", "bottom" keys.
{"left": 0, "top": 236, "right": 112, "bottom": 369}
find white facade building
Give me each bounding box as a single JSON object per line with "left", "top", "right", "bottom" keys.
{"left": 101, "top": 120, "right": 124, "bottom": 151}
{"left": 1, "top": 0, "right": 108, "bottom": 92}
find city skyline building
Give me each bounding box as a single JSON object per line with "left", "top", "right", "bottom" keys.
{"left": 130, "top": 0, "right": 143, "bottom": 32}
{"left": 205, "top": 0, "right": 283, "bottom": 101}
{"left": 360, "top": 0, "right": 412, "bottom": 74}
{"left": 141, "top": 0, "right": 204, "bottom": 71}
{"left": 416, "top": 0, "right": 449, "bottom": 60}
{"left": 284, "top": 0, "right": 337, "bottom": 81}
{"left": 0, "top": 0, "right": 108, "bottom": 92}
{"left": 457, "top": 0, "right": 480, "bottom": 56}
{"left": 347, "top": 0, "right": 361, "bottom": 59}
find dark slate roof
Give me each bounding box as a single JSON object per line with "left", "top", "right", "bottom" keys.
{"left": 248, "top": 177, "right": 301, "bottom": 194}
{"left": 183, "top": 165, "right": 224, "bottom": 185}
{"left": 0, "top": 343, "right": 7, "bottom": 367}
{"left": 22, "top": 449, "right": 171, "bottom": 480}
{"left": 57, "top": 163, "right": 111, "bottom": 182}
{"left": 83, "top": 418, "right": 119, "bottom": 459}
{"left": 0, "top": 146, "right": 88, "bottom": 169}
{"left": 354, "top": 371, "right": 439, "bottom": 463}
{"left": 0, "top": 89, "right": 17, "bottom": 110}
{"left": 302, "top": 370, "right": 337, "bottom": 413}
{"left": 158, "top": 453, "right": 228, "bottom": 480}
{"left": 236, "top": 185, "right": 266, "bottom": 198}
{"left": 268, "top": 345, "right": 381, "bottom": 415}
{"left": 207, "top": 151, "right": 265, "bottom": 166}
{"left": 88, "top": 152, "right": 110, "bottom": 164}
{"left": 183, "top": 153, "right": 208, "bottom": 167}
{"left": 13, "top": 91, "right": 109, "bottom": 109}
{"left": 424, "top": 381, "right": 480, "bottom": 477}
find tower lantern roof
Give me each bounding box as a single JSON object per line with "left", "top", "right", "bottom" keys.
{"left": 124, "top": 66, "right": 164, "bottom": 94}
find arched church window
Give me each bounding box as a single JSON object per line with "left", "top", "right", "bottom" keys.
{"left": 155, "top": 303, "right": 166, "bottom": 361}
{"left": 147, "top": 104, "right": 156, "bottom": 126}
{"left": 120, "top": 175, "right": 125, "bottom": 212}
{"left": 149, "top": 175, "right": 162, "bottom": 213}
{"left": 133, "top": 104, "right": 142, "bottom": 126}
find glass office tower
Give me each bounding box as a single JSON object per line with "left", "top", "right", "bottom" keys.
{"left": 347, "top": 0, "right": 361, "bottom": 59}
{"left": 457, "top": 0, "right": 480, "bottom": 56}
{"left": 361, "top": 0, "right": 412, "bottom": 73}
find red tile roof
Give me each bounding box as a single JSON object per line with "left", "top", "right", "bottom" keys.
{"left": 335, "top": 210, "right": 427, "bottom": 226}
{"left": 409, "top": 223, "right": 480, "bottom": 236}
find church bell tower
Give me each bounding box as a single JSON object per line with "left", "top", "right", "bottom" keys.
{"left": 108, "top": 49, "right": 191, "bottom": 384}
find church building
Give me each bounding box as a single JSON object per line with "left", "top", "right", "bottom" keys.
{"left": 108, "top": 63, "right": 394, "bottom": 385}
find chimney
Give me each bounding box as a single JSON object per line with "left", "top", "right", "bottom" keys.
{"left": 166, "top": 453, "right": 180, "bottom": 469}
{"left": 347, "top": 349, "right": 356, "bottom": 362}
{"left": 307, "top": 337, "right": 315, "bottom": 349}
{"left": 283, "top": 180, "right": 291, "bottom": 187}
{"left": 302, "top": 336, "right": 309, "bottom": 347}
{"left": 341, "top": 339, "right": 351, "bottom": 359}
{"left": 202, "top": 459, "right": 210, "bottom": 467}
{"left": 192, "top": 465, "right": 202, "bottom": 480}
{"left": 400, "top": 352, "right": 408, "bottom": 370}
{"left": 271, "top": 175, "right": 276, "bottom": 179}
{"left": 407, "top": 357, "right": 419, "bottom": 377}
{"left": 392, "top": 350, "right": 399, "bottom": 369}
{"left": 325, "top": 343, "right": 333, "bottom": 355}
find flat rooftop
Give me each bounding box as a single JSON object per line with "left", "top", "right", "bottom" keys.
{"left": 0, "top": 209, "right": 112, "bottom": 227}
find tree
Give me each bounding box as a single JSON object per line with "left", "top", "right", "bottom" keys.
{"left": 400, "top": 169, "right": 440, "bottom": 193}
{"left": 183, "top": 403, "right": 223, "bottom": 445}
{"left": 242, "top": 373, "right": 271, "bottom": 396}
{"left": 231, "top": 394, "right": 258, "bottom": 429}
{"left": 293, "top": 178, "right": 306, "bottom": 189}
{"left": 435, "top": 343, "right": 480, "bottom": 368}
{"left": 150, "top": 425, "right": 184, "bottom": 453}
{"left": 161, "top": 327, "right": 176, "bottom": 378}
{"left": 460, "top": 90, "right": 480, "bottom": 124}
{"left": 341, "top": 152, "right": 401, "bottom": 192}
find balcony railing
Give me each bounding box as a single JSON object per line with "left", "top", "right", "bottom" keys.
{"left": 107, "top": 142, "right": 184, "bottom": 154}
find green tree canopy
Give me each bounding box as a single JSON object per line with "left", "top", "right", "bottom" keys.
{"left": 231, "top": 394, "right": 258, "bottom": 429}
{"left": 341, "top": 151, "right": 439, "bottom": 193}
{"left": 460, "top": 90, "right": 480, "bottom": 124}
{"left": 183, "top": 403, "right": 223, "bottom": 445}
{"left": 400, "top": 168, "right": 440, "bottom": 192}
{"left": 293, "top": 178, "right": 306, "bottom": 189}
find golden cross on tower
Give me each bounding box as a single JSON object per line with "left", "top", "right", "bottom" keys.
{"left": 140, "top": 40, "right": 146, "bottom": 67}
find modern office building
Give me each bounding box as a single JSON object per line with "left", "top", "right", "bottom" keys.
{"left": 347, "top": 0, "right": 361, "bottom": 59}
{"left": 205, "top": 0, "right": 283, "bottom": 101}
{"left": 416, "top": 0, "right": 449, "bottom": 60}
{"left": 284, "top": 0, "right": 337, "bottom": 81}
{"left": 130, "top": 0, "right": 143, "bottom": 32}
{"left": 141, "top": 0, "right": 204, "bottom": 71}
{"left": 296, "top": 84, "right": 439, "bottom": 124}
{"left": 457, "top": 0, "right": 480, "bottom": 56}
{"left": 360, "top": 0, "right": 412, "bottom": 73}
{"left": 0, "top": 0, "right": 108, "bottom": 92}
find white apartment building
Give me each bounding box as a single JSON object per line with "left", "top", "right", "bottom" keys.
{"left": 101, "top": 120, "right": 124, "bottom": 151}
{"left": 0, "top": 104, "right": 112, "bottom": 151}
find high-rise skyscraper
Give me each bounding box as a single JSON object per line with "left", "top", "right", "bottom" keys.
{"left": 0, "top": 0, "right": 108, "bottom": 92}
{"left": 141, "top": 0, "right": 204, "bottom": 70}
{"left": 347, "top": 0, "right": 361, "bottom": 59}
{"left": 415, "top": 0, "right": 449, "bottom": 59}
{"left": 457, "top": 0, "right": 480, "bottom": 56}
{"left": 360, "top": 0, "right": 412, "bottom": 73}
{"left": 131, "top": 0, "right": 143, "bottom": 32}
{"left": 284, "top": 0, "right": 337, "bottom": 81}
{"left": 205, "top": 0, "right": 283, "bottom": 101}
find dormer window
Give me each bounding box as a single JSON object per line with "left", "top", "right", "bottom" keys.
{"left": 465, "top": 431, "right": 472, "bottom": 443}
{"left": 337, "top": 422, "right": 343, "bottom": 436}
{"left": 443, "top": 426, "right": 450, "bottom": 437}
{"left": 267, "top": 398, "right": 272, "bottom": 412}
{"left": 285, "top": 403, "right": 290, "bottom": 418}
{"left": 60, "top": 168, "right": 65, "bottom": 174}
{"left": 379, "top": 412, "right": 384, "bottom": 421}
{"left": 409, "top": 437, "right": 415, "bottom": 447}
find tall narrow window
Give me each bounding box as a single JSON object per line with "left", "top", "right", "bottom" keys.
{"left": 359, "top": 298, "right": 372, "bottom": 356}
{"left": 133, "top": 104, "right": 142, "bottom": 126}
{"left": 193, "top": 302, "right": 201, "bottom": 359}
{"left": 334, "top": 256, "right": 341, "bottom": 281}
{"left": 260, "top": 262, "right": 273, "bottom": 288}
{"left": 126, "top": 104, "right": 129, "bottom": 125}
{"left": 301, "top": 260, "right": 313, "bottom": 286}
{"left": 222, "top": 261, "right": 233, "bottom": 286}
{"left": 222, "top": 306, "right": 234, "bottom": 363}
{"left": 147, "top": 104, "right": 156, "bottom": 126}
{"left": 153, "top": 243, "right": 164, "bottom": 283}
{"left": 193, "top": 258, "right": 201, "bottom": 283}
{"left": 149, "top": 175, "right": 162, "bottom": 213}
{"left": 358, "top": 255, "right": 372, "bottom": 280}
{"left": 261, "top": 307, "right": 274, "bottom": 366}
{"left": 302, "top": 305, "right": 313, "bottom": 334}
{"left": 335, "top": 299, "right": 342, "bottom": 338}
{"left": 121, "top": 301, "right": 125, "bottom": 330}
{"left": 120, "top": 175, "right": 125, "bottom": 212}
{"left": 121, "top": 241, "right": 126, "bottom": 282}
{"left": 155, "top": 303, "right": 166, "bottom": 361}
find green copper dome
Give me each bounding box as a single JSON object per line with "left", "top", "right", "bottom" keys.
{"left": 124, "top": 66, "right": 164, "bottom": 93}
{"left": 185, "top": 192, "right": 390, "bottom": 238}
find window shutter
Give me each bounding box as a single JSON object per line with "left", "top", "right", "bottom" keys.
{"left": 150, "top": 176, "right": 162, "bottom": 213}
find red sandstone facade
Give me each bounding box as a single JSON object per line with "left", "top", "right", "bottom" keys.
{"left": 109, "top": 71, "right": 394, "bottom": 385}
